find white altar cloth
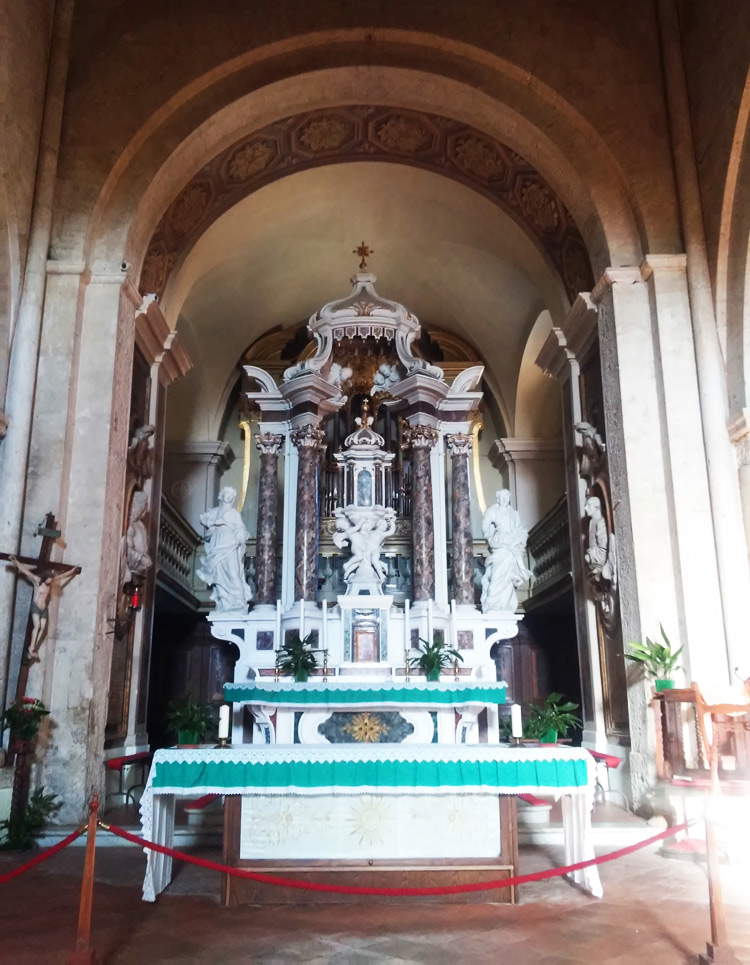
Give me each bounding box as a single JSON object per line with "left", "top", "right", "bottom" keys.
{"left": 140, "top": 743, "right": 602, "bottom": 901}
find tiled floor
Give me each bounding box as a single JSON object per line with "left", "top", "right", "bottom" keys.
{"left": 0, "top": 828, "right": 748, "bottom": 963}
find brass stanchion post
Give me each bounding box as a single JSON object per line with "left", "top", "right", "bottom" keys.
{"left": 68, "top": 794, "right": 99, "bottom": 965}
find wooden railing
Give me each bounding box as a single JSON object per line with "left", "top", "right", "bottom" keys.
{"left": 157, "top": 497, "right": 206, "bottom": 607}
{"left": 526, "top": 494, "right": 570, "bottom": 598}
{"left": 653, "top": 687, "right": 750, "bottom": 783}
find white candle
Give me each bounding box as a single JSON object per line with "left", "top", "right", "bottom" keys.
{"left": 275, "top": 599, "right": 282, "bottom": 650}
{"left": 218, "top": 704, "right": 230, "bottom": 740}
{"left": 299, "top": 599, "right": 306, "bottom": 642}
{"left": 322, "top": 599, "right": 328, "bottom": 650}
{"left": 511, "top": 703, "right": 523, "bottom": 739}
{"left": 427, "top": 598, "right": 433, "bottom": 646}
{"left": 450, "top": 598, "right": 457, "bottom": 650}
{"left": 404, "top": 599, "right": 410, "bottom": 651}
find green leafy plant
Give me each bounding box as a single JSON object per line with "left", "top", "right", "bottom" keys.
{"left": 524, "top": 693, "right": 582, "bottom": 742}
{"left": 627, "top": 626, "right": 682, "bottom": 681}
{"left": 165, "top": 697, "right": 213, "bottom": 743}
{"left": 409, "top": 636, "right": 463, "bottom": 681}
{"left": 2, "top": 697, "right": 49, "bottom": 742}
{"left": 0, "top": 788, "right": 61, "bottom": 851}
{"left": 276, "top": 632, "right": 318, "bottom": 682}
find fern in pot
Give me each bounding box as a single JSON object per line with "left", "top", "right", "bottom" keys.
{"left": 166, "top": 697, "right": 213, "bottom": 746}
{"left": 276, "top": 632, "right": 318, "bottom": 682}
{"left": 409, "top": 637, "right": 463, "bottom": 682}
{"left": 627, "top": 626, "right": 682, "bottom": 691}
{"left": 524, "top": 693, "right": 582, "bottom": 744}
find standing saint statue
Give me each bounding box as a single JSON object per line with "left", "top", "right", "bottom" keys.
{"left": 196, "top": 485, "right": 253, "bottom": 612}
{"left": 7, "top": 556, "right": 80, "bottom": 661}
{"left": 480, "top": 489, "right": 533, "bottom": 612}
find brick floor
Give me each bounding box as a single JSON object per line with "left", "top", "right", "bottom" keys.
{"left": 0, "top": 836, "right": 748, "bottom": 962}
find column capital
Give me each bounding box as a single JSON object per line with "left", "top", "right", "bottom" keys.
{"left": 445, "top": 432, "right": 473, "bottom": 456}
{"left": 590, "top": 267, "right": 644, "bottom": 304}
{"left": 401, "top": 424, "right": 439, "bottom": 450}
{"left": 290, "top": 424, "right": 326, "bottom": 450}
{"left": 255, "top": 432, "right": 284, "bottom": 456}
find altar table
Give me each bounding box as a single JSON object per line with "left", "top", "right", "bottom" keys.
{"left": 140, "top": 744, "right": 602, "bottom": 902}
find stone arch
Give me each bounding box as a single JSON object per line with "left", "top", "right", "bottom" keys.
{"left": 137, "top": 105, "right": 593, "bottom": 305}
{"left": 514, "top": 309, "right": 561, "bottom": 439}
{"left": 716, "top": 67, "right": 750, "bottom": 414}
{"left": 74, "top": 33, "right": 650, "bottom": 287}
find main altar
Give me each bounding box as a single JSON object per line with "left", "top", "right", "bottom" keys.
{"left": 144, "top": 254, "right": 601, "bottom": 903}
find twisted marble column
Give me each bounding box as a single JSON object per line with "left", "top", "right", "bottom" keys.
{"left": 446, "top": 433, "right": 475, "bottom": 605}
{"left": 291, "top": 424, "right": 326, "bottom": 601}
{"left": 254, "top": 433, "right": 283, "bottom": 604}
{"left": 402, "top": 424, "right": 438, "bottom": 601}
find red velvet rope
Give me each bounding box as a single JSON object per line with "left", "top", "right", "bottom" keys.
{"left": 0, "top": 826, "right": 85, "bottom": 884}
{"left": 103, "top": 820, "right": 689, "bottom": 896}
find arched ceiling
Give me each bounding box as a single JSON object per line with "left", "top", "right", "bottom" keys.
{"left": 166, "top": 161, "right": 567, "bottom": 443}
{"left": 141, "top": 105, "right": 593, "bottom": 303}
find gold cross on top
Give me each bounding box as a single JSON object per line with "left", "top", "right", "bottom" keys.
{"left": 353, "top": 241, "right": 374, "bottom": 270}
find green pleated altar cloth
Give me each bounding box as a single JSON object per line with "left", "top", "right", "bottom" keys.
{"left": 223, "top": 680, "right": 508, "bottom": 707}
{"left": 149, "top": 747, "right": 588, "bottom": 794}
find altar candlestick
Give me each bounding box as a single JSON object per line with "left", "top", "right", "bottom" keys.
{"left": 322, "top": 599, "right": 328, "bottom": 651}
{"left": 404, "top": 599, "right": 410, "bottom": 675}
{"left": 218, "top": 705, "right": 231, "bottom": 740}
{"left": 450, "top": 598, "right": 457, "bottom": 650}
{"left": 427, "top": 598, "right": 434, "bottom": 645}
{"left": 299, "top": 599, "right": 306, "bottom": 642}
{"left": 275, "top": 599, "right": 282, "bottom": 649}
{"left": 511, "top": 703, "right": 523, "bottom": 739}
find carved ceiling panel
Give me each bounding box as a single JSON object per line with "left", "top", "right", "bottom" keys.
{"left": 140, "top": 105, "right": 593, "bottom": 302}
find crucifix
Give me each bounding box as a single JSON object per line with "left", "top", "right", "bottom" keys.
{"left": 0, "top": 512, "right": 82, "bottom": 705}
{"left": 353, "top": 240, "right": 374, "bottom": 271}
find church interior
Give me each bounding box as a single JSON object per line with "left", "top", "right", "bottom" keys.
{"left": 0, "top": 1, "right": 749, "bottom": 961}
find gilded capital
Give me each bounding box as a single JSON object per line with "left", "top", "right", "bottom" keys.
{"left": 255, "top": 433, "right": 284, "bottom": 456}
{"left": 401, "top": 424, "right": 439, "bottom": 450}
{"left": 290, "top": 424, "right": 326, "bottom": 450}
{"left": 445, "top": 432, "right": 472, "bottom": 456}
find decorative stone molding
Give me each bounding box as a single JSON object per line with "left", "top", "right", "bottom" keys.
{"left": 255, "top": 433, "right": 284, "bottom": 456}
{"left": 140, "top": 106, "right": 593, "bottom": 302}
{"left": 290, "top": 424, "right": 326, "bottom": 450}
{"left": 134, "top": 293, "right": 192, "bottom": 386}
{"left": 491, "top": 438, "right": 563, "bottom": 468}
{"left": 401, "top": 424, "right": 439, "bottom": 450}
{"left": 445, "top": 432, "right": 473, "bottom": 456}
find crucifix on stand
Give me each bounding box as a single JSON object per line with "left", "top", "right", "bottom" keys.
{"left": 0, "top": 513, "right": 81, "bottom": 833}
{"left": 0, "top": 513, "right": 81, "bottom": 707}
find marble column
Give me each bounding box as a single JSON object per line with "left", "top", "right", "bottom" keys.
{"left": 254, "top": 433, "right": 283, "bottom": 604}
{"left": 291, "top": 424, "right": 326, "bottom": 602}
{"left": 403, "top": 424, "right": 438, "bottom": 601}
{"left": 446, "top": 433, "right": 475, "bottom": 605}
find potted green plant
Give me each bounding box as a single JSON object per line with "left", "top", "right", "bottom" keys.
{"left": 409, "top": 636, "right": 463, "bottom": 682}
{"left": 166, "top": 697, "right": 213, "bottom": 745}
{"left": 2, "top": 697, "right": 49, "bottom": 744}
{"left": 276, "top": 632, "right": 318, "bottom": 682}
{"left": 524, "top": 693, "right": 582, "bottom": 743}
{"left": 626, "top": 626, "right": 682, "bottom": 691}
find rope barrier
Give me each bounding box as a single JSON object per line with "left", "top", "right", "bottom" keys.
{"left": 100, "top": 819, "right": 690, "bottom": 897}
{"left": 0, "top": 826, "right": 86, "bottom": 884}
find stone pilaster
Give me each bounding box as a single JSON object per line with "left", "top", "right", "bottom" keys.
{"left": 291, "top": 424, "right": 326, "bottom": 602}
{"left": 254, "top": 433, "right": 283, "bottom": 604}
{"left": 445, "top": 433, "right": 474, "bottom": 605}
{"left": 402, "top": 424, "right": 438, "bottom": 601}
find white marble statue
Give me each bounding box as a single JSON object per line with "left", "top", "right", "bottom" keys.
{"left": 370, "top": 362, "right": 401, "bottom": 394}
{"left": 332, "top": 506, "right": 396, "bottom": 592}
{"left": 124, "top": 490, "right": 153, "bottom": 584}
{"left": 196, "top": 486, "right": 252, "bottom": 612}
{"left": 583, "top": 495, "right": 616, "bottom": 586}
{"left": 480, "top": 489, "right": 532, "bottom": 612}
